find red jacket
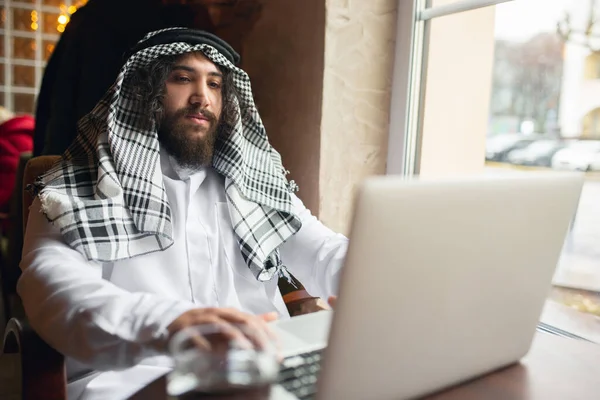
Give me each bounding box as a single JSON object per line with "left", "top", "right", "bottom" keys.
{"left": 0, "top": 115, "right": 35, "bottom": 212}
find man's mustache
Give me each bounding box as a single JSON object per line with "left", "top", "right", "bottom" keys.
{"left": 179, "top": 107, "right": 217, "bottom": 124}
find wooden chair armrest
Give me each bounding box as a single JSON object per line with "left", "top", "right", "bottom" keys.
{"left": 2, "top": 317, "right": 66, "bottom": 400}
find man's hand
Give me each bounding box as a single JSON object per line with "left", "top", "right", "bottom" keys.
{"left": 328, "top": 296, "right": 337, "bottom": 309}
{"left": 167, "top": 307, "right": 279, "bottom": 351}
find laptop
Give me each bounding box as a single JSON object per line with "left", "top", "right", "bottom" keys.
{"left": 271, "top": 171, "right": 584, "bottom": 400}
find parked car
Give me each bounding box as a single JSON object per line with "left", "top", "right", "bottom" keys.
{"left": 485, "top": 135, "right": 535, "bottom": 162}
{"left": 505, "top": 139, "right": 567, "bottom": 167}
{"left": 587, "top": 152, "right": 600, "bottom": 171}
{"left": 551, "top": 140, "right": 600, "bottom": 171}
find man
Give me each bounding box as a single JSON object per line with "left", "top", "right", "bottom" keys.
{"left": 33, "top": 0, "right": 211, "bottom": 156}
{"left": 18, "top": 28, "right": 347, "bottom": 399}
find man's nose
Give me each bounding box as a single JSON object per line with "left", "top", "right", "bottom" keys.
{"left": 190, "top": 84, "right": 210, "bottom": 107}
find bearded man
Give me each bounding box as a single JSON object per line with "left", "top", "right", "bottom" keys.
{"left": 18, "top": 28, "right": 347, "bottom": 399}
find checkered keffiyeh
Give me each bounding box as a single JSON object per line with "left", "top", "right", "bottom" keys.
{"left": 33, "top": 29, "right": 302, "bottom": 281}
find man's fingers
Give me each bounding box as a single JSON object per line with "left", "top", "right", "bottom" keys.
{"left": 210, "top": 307, "right": 259, "bottom": 324}
{"left": 253, "top": 314, "right": 281, "bottom": 351}
{"left": 328, "top": 296, "right": 337, "bottom": 309}
{"left": 211, "top": 309, "right": 279, "bottom": 351}
{"left": 178, "top": 318, "right": 253, "bottom": 352}
{"left": 189, "top": 331, "right": 212, "bottom": 351}
{"left": 258, "top": 313, "right": 283, "bottom": 360}
{"left": 211, "top": 320, "right": 254, "bottom": 349}
{"left": 260, "top": 311, "right": 279, "bottom": 322}
{"left": 241, "top": 317, "right": 277, "bottom": 351}
{"left": 258, "top": 312, "right": 280, "bottom": 343}
{"left": 169, "top": 308, "right": 281, "bottom": 353}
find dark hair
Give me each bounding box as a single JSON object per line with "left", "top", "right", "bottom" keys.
{"left": 126, "top": 51, "right": 242, "bottom": 136}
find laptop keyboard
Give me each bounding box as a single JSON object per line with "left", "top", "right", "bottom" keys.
{"left": 278, "top": 349, "right": 324, "bottom": 399}
{"left": 275, "top": 325, "right": 591, "bottom": 399}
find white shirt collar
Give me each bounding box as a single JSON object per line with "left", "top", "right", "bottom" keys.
{"left": 159, "top": 145, "right": 209, "bottom": 194}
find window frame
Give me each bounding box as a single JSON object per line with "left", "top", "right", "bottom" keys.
{"left": 386, "top": 0, "right": 514, "bottom": 176}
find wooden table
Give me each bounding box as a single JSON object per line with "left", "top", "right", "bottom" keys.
{"left": 129, "top": 331, "right": 600, "bottom": 399}
{"left": 423, "top": 331, "right": 600, "bottom": 399}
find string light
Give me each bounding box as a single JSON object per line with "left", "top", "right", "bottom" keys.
{"left": 30, "top": 10, "right": 38, "bottom": 31}
{"left": 57, "top": 1, "right": 88, "bottom": 33}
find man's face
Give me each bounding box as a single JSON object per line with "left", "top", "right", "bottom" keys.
{"left": 157, "top": 52, "right": 224, "bottom": 169}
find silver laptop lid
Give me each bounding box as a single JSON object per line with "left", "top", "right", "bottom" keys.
{"left": 317, "top": 172, "right": 583, "bottom": 400}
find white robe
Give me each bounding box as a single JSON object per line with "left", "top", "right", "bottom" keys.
{"left": 17, "top": 153, "right": 348, "bottom": 399}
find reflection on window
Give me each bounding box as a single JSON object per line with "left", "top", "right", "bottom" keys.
{"left": 488, "top": 0, "right": 600, "bottom": 318}
{"left": 43, "top": 41, "right": 55, "bottom": 61}
{"left": 12, "top": 65, "right": 35, "bottom": 87}
{"left": 12, "top": 8, "right": 34, "bottom": 31}
{"left": 43, "top": 12, "right": 61, "bottom": 34}
{"left": 12, "top": 37, "right": 36, "bottom": 60}
{"left": 1, "top": 1, "right": 87, "bottom": 113}
{"left": 13, "top": 93, "right": 34, "bottom": 113}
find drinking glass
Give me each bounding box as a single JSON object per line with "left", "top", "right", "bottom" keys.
{"left": 167, "top": 322, "right": 280, "bottom": 399}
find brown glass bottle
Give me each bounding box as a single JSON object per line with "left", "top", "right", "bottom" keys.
{"left": 277, "top": 266, "right": 329, "bottom": 317}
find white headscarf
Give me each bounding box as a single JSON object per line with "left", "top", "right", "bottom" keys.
{"left": 32, "top": 28, "right": 301, "bottom": 281}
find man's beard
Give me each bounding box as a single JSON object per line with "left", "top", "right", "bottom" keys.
{"left": 157, "top": 106, "right": 220, "bottom": 170}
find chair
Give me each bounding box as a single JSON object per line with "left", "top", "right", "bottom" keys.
{"left": 1, "top": 152, "right": 32, "bottom": 328}
{"left": 1, "top": 155, "right": 66, "bottom": 400}
{"left": 0, "top": 155, "right": 320, "bottom": 399}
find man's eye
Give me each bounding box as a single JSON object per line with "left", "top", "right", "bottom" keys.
{"left": 175, "top": 76, "right": 191, "bottom": 83}
{"left": 209, "top": 81, "right": 222, "bottom": 89}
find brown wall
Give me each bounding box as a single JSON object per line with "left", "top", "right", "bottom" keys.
{"left": 242, "top": 0, "right": 326, "bottom": 215}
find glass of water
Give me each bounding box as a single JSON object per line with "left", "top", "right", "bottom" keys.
{"left": 167, "top": 323, "right": 280, "bottom": 399}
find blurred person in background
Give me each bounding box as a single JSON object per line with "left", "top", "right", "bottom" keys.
{"left": 0, "top": 108, "right": 34, "bottom": 221}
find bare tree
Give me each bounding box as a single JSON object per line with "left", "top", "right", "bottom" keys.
{"left": 491, "top": 33, "right": 564, "bottom": 133}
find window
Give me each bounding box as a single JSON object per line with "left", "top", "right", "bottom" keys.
{"left": 584, "top": 53, "right": 600, "bottom": 80}
{"left": 0, "top": 0, "right": 85, "bottom": 114}
{"left": 582, "top": 107, "right": 600, "bottom": 137}
{"left": 492, "top": 0, "right": 600, "bottom": 323}
{"left": 390, "top": 0, "right": 600, "bottom": 338}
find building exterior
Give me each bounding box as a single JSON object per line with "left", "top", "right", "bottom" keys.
{"left": 559, "top": 0, "right": 600, "bottom": 138}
